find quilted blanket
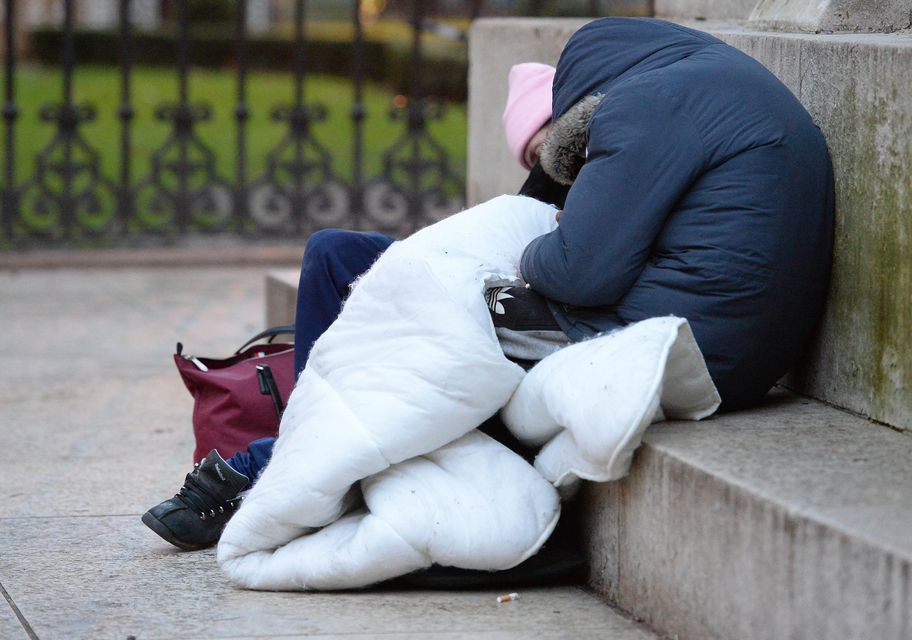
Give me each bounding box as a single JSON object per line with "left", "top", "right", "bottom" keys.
{"left": 217, "top": 195, "right": 720, "bottom": 591}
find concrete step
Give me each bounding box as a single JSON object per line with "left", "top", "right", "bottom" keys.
{"left": 268, "top": 269, "right": 912, "bottom": 640}
{"left": 581, "top": 390, "right": 912, "bottom": 640}
{"left": 266, "top": 268, "right": 301, "bottom": 327}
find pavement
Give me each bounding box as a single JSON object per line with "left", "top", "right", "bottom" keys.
{"left": 0, "top": 266, "right": 660, "bottom": 640}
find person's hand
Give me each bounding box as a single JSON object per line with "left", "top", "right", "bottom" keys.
{"left": 555, "top": 210, "right": 562, "bottom": 222}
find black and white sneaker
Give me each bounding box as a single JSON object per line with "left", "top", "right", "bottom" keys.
{"left": 485, "top": 285, "right": 562, "bottom": 331}
{"left": 484, "top": 284, "right": 571, "bottom": 367}
{"left": 141, "top": 449, "right": 249, "bottom": 551}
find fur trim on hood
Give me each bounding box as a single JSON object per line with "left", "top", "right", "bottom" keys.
{"left": 539, "top": 94, "right": 603, "bottom": 186}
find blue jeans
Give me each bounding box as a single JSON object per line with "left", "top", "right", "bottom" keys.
{"left": 292, "top": 229, "right": 395, "bottom": 377}
{"left": 224, "top": 437, "right": 276, "bottom": 489}
{"left": 225, "top": 229, "right": 395, "bottom": 482}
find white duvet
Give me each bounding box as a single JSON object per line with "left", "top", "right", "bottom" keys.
{"left": 217, "top": 195, "right": 720, "bottom": 591}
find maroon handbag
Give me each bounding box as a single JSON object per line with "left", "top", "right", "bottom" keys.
{"left": 174, "top": 326, "right": 296, "bottom": 463}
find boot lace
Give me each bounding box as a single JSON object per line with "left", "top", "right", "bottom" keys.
{"left": 176, "top": 465, "right": 242, "bottom": 521}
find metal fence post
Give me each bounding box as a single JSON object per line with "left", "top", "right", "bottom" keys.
{"left": 2, "top": 0, "right": 18, "bottom": 242}
{"left": 351, "top": 0, "right": 366, "bottom": 226}
{"left": 118, "top": 0, "right": 134, "bottom": 235}
{"left": 235, "top": 0, "right": 250, "bottom": 232}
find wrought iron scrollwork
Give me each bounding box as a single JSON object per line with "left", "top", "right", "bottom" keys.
{"left": 361, "top": 0, "right": 465, "bottom": 235}
{"left": 18, "top": 103, "right": 117, "bottom": 240}
{"left": 247, "top": 0, "right": 350, "bottom": 235}
{"left": 1, "top": 0, "right": 471, "bottom": 247}
{"left": 362, "top": 98, "right": 464, "bottom": 235}
{"left": 248, "top": 103, "right": 350, "bottom": 233}
{"left": 133, "top": 103, "right": 233, "bottom": 233}
{"left": 131, "top": 0, "right": 232, "bottom": 236}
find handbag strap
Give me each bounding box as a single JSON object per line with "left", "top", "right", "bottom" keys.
{"left": 256, "top": 364, "right": 285, "bottom": 421}
{"left": 234, "top": 325, "right": 295, "bottom": 355}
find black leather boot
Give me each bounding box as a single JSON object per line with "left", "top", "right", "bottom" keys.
{"left": 141, "top": 449, "right": 249, "bottom": 551}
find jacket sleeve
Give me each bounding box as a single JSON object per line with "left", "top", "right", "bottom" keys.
{"left": 520, "top": 86, "right": 706, "bottom": 308}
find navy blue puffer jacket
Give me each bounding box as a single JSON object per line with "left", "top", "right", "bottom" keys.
{"left": 520, "top": 18, "right": 834, "bottom": 410}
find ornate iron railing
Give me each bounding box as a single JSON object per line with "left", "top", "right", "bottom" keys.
{"left": 0, "top": 0, "right": 469, "bottom": 246}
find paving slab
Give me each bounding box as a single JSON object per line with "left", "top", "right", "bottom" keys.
{"left": 0, "top": 589, "right": 29, "bottom": 640}
{"left": 0, "top": 267, "right": 657, "bottom": 639}
{"left": 0, "top": 244, "right": 303, "bottom": 270}
{"left": 0, "top": 268, "right": 268, "bottom": 379}
{"left": 0, "top": 371, "right": 197, "bottom": 518}
{"left": 0, "top": 268, "right": 274, "bottom": 518}
{"left": 0, "top": 515, "right": 658, "bottom": 640}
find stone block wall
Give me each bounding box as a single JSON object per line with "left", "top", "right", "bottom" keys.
{"left": 751, "top": 0, "right": 912, "bottom": 33}
{"left": 654, "top": 0, "right": 757, "bottom": 20}
{"left": 712, "top": 29, "right": 912, "bottom": 433}
{"left": 467, "top": 18, "right": 588, "bottom": 205}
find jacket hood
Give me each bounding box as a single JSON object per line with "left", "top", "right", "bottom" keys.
{"left": 550, "top": 18, "right": 720, "bottom": 120}
{"left": 539, "top": 94, "right": 603, "bottom": 185}
{"left": 539, "top": 18, "right": 720, "bottom": 184}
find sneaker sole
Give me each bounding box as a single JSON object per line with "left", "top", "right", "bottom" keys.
{"left": 141, "top": 510, "right": 214, "bottom": 552}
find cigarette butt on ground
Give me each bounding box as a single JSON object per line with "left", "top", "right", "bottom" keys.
{"left": 497, "top": 592, "right": 520, "bottom": 603}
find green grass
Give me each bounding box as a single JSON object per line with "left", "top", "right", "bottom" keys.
{"left": 3, "top": 63, "right": 467, "bottom": 199}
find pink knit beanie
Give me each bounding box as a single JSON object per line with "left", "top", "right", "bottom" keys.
{"left": 502, "top": 62, "right": 555, "bottom": 169}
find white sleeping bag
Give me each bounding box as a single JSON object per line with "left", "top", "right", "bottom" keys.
{"left": 218, "top": 195, "right": 562, "bottom": 590}
{"left": 502, "top": 316, "right": 721, "bottom": 497}
{"left": 217, "top": 194, "right": 720, "bottom": 591}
